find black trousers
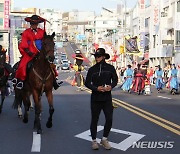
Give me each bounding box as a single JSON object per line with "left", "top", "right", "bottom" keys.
{"left": 90, "top": 100, "right": 113, "bottom": 140}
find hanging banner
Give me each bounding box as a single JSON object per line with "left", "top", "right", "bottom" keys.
{"left": 139, "top": 0, "right": 145, "bottom": 51}
{"left": 125, "top": 36, "right": 140, "bottom": 53}
{"left": 4, "top": 0, "right": 10, "bottom": 29}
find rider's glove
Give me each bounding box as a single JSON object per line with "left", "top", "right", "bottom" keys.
{"left": 24, "top": 48, "right": 34, "bottom": 57}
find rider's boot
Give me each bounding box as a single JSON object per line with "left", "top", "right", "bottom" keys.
{"left": 53, "top": 80, "right": 63, "bottom": 90}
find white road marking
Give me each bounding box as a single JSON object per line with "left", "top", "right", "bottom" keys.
{"left": 31, "top": 132, "right": 41, "bottom": 152}
{"left": 157, "top": 96, "right": 172, "bottom": 100}
{"left": 75, "top": 125, "right": 145, "bottom": 151}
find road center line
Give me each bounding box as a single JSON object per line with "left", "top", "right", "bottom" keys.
{"left": 157, "top": 96, "right": 172, "bottom": 99}
{"left": 31, "top": 132, "right": 41, "bottom": 152}
{"left": 81, "top": 87, "right": 180, "bottom": 135}
{"left": 113, "top": 98, "right": 180, "bottom": 130}
{"left": 112, "top": 100, "right": 180, "bottom": 136}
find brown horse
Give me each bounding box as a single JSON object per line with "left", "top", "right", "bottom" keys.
{"left": 13, "top": 32, "right": 56, "bottom": 134}
{"left": 0, "top": 49, "right": 11, "bottom": 113}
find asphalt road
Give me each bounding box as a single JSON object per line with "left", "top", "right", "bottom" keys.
{"left": 0, "top": 70, "right": 179, "bottom": 154}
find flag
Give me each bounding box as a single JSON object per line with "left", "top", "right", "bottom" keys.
{"left": 120, "top": 45, "right": 124, "bottom": 54}
{"left": 125, "top": 36, "right": 140, "bottom": 53}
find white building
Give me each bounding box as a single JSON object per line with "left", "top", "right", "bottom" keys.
{"left": 40, "top": 9, "right": 63, "bottom": 41}
{"left": 132, "top": 0, "right": 180, "bottom": 68}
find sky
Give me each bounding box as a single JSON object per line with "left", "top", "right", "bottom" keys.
{"left": 13, "top": 0, "right": 138, "bottom": 14}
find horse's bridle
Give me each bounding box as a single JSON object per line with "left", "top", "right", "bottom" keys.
{"left": 32, "top": 38, "right": 55, "bottom": 95}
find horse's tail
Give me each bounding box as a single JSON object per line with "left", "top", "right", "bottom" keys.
{"left": 12, "top": 90, "right": 23, "bottom": 109}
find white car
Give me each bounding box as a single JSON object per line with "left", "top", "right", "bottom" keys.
{"left": 74, "top": 49, "right": 81, "bottom": 54}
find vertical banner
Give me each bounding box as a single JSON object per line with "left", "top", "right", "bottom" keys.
{"left": 4, "top": 0, "right": 10, "bottom": 29}
{"left": 139, "top": 0, "right": 145, "bottom": 51}
{"left": 152, "top": 0, "right": 160, "bottom": 34}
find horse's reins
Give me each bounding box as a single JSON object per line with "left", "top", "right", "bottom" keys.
{"left": 32, "top": 68, "right": 51, "bottom": 95}
{"left": 33, "top": 41, "right": 54, "bottom": 96}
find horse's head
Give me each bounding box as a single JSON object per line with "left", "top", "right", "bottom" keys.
{"left": 42, "top": 32, "right": 55, "bottom": 63}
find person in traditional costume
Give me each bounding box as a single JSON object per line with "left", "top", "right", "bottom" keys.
{"left": 71, "top": 51, "right": 85, "bottom": 91}
{"left": 154, "top": 65, "right": 164, "bottom": 92}
{"left": 12, "top": 15, "right": 61, "bottom": 89}
{"left": 167, "top": 64, "right": 179, "bottom": 94}
{"left": 131, "top": 64, "right": 145, "bottom": 95}
{"left": 121, "top": 64, "right": 133, "bottom": 92}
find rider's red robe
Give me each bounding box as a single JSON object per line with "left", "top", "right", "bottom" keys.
{"left": 15, "top": 28, "right": 44, "bottom": 81}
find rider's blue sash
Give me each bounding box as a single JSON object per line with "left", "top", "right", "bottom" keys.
{"left": 27, "top": 40, "right": 42, "bottom": 50}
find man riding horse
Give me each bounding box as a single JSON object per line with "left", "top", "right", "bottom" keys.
{"left": 12, "top": 15, "right": 62, "bottom": 90}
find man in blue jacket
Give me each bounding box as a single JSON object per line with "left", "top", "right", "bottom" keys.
{"left": 85, "top": 48, "right": 118, "bottom": 150}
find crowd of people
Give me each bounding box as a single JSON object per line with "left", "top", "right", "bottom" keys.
{"left": 117, "top": 63, "right": 180, "bottom": 95}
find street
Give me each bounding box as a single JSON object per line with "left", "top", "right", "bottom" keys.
{"left": 0, "top": 70, "right": 179, "bottom": 154}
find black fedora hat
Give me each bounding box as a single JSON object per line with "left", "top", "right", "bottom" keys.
{"left": 93, "top": 48, "right": 110, "bottom": 59}
{"left": 25, "top": 15, "right": 45, "bottom": 24}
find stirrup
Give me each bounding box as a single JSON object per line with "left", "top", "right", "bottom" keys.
{"left": 12, "top": 78, "right": 17, "bottom": 85}
{"left": 16, "top": 82, "right": 23, "bottom": 90}
{"left": 58, "top": 81, "right": 63, "bottom": 86}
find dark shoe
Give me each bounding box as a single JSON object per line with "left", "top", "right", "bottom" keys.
{"left": 53, "top": 80, "right": 63, "bottom": 90}
{"left": 16, "top": 81, "right": 23, "bottom": 89}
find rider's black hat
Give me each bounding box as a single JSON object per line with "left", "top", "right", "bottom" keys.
{"left": 25, "top": 15, "right": 46, "bottom": 24}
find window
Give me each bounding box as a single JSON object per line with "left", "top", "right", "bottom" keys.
{"left": 103, "top": 21, "right": 107, "bottom": 24}
{"left": 145, "top": 18, "right": 150, "bottom": 27}
{"left": 0, "top": 18, "right": 3, "bottom": 26}
{"left": 0, "top": 3, "right": 4, "bottom": 12}
{"left": 176, "top": 30, "right": 180, "bottom": 45}
{"left": 153, "top": 35, "right": 156, "bottom": 48}
{"left": 162, "top": 7, "right": 169, "bottom": 17}
{"left": 177, "top": 1, "right": 180, "bottom": 12}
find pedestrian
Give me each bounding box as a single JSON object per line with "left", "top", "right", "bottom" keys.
{"left": 167, "top": 64, "right": 179, "bottom": 94}
{"left": 154, "top": 65, "right": 164, "bottom": 92}
{"left": 149, "top": 67, "right": 154, "bottom": 84}
{"left": 120, "top": 67, "right": 125, "bottom": 84}
{"left": 11, "top": 15, "right": 61, "bottom": 90}
{"left": 71, "top": 53, "right": 85, "bottom": 91}
{"left": 131, "top": 64, "right": 146, "bottom": 95}
{"left": 121, "top": 64, "right": 133, "bottom": 92}
{"left": 85, "top": 48, "right": 118, "bottom": 150}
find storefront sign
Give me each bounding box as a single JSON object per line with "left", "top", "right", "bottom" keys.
{"left": 4, "top": 0, "right": 10, "bottom": 29}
